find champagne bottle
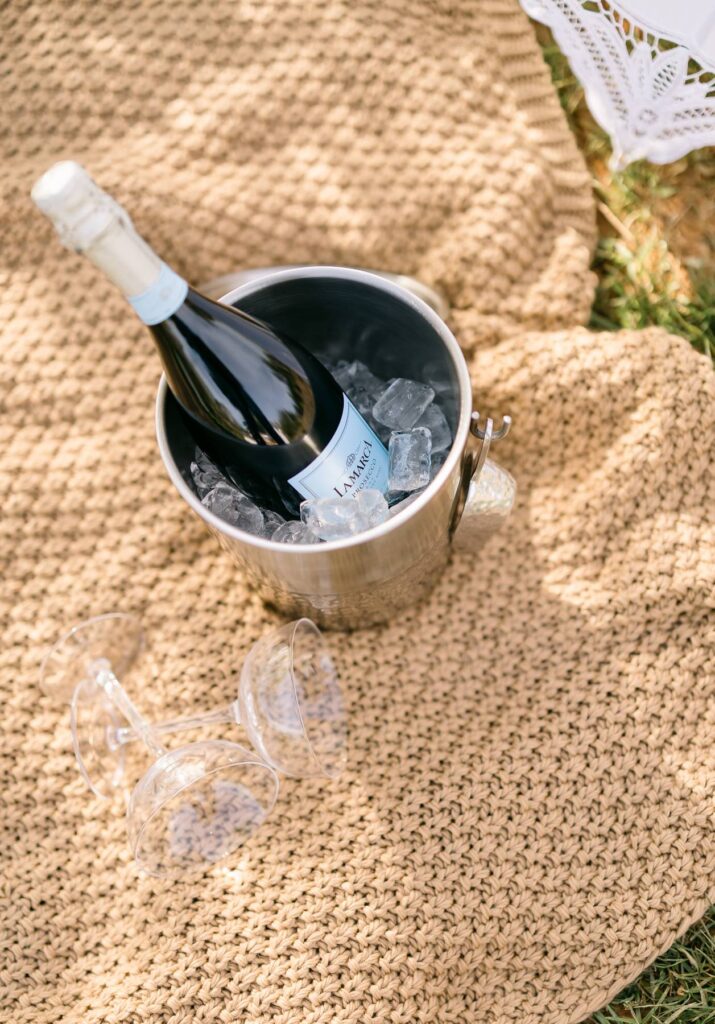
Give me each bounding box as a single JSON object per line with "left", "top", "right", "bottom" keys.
{"left": 32, "top": 161, "right": 389, "bottom": 516}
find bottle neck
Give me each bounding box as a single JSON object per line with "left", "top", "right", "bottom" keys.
{"left": 84, "top": 217, "right": 188, "bottom": 325}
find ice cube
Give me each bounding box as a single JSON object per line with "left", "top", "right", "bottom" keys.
{"left": 347, "top": 384, "right": 376, "bottom": 418}
{"left": 330, "top": 360, "right": 354, "bottom": 390}
{"left": 415, "top": 404, "right": 451, "bottom": 452}
{"left": 348, "top": 361, "right": 384, "bottom": 396}
{"left": 272, "top": 520, "right": 321, "bottom": 545}
{"left": 331, "top": 359, "right": 384, "bottom": 399}
{"left": 261, "top": 510, "right": 286, "bottom": 539}
{"left": 354, "top": 488, "right": 389, "bottom": 529}
{"left": 369, "top": 415, "right": 392, "bottom": 445}
{"left": 372, "top": 378, "right": 435, "bottom": 429}
{"left": 201, "top": 482, "right": 265, "bottom": 535}
{"left": 343, "top": 362, "right": 386, "bottom": 418}
{"left": 190, "top": 447, "right": 225, "bottom": 498}
{"left": 300, "top": 495, "right": 363, "bottom": 541}
{"left": 420, "top": 360, "right": 451, "bottom": 393}
{"left": 429, "top": 449, "right": 449, "bottom": 480}
{"left": 388, "top": 427, "right": 432, "bottom": 492}
{"left": 388, "top": 488, "right": 426, "bottom": 517}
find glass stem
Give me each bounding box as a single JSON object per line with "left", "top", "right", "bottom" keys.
{"left": 113, "top": 701, "right": 239, "bottom": 748}
{"left": 89, "top": 658, "right": 166, "bottom": 758}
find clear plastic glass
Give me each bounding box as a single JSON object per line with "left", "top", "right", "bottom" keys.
{"left": 111, "top": 618, "right": 347, "bottom": 780}
{"left": 40, "top": 612, "right": 144, "bottom": 702}
{"left": 71, "top": 674, "right": 127, "bottom": 798}
{"left": 128, "top": 741, "right": 278, "bottom": 877}
{"left": 238, "top": 619, "right": 347, "bottom": 779}
{"left": 40, "top": 613, "right": 344, "bottom": 877}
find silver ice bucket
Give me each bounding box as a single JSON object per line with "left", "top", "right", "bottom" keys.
{"left": 156, "top": 266, "right": 514, "bottom": 629}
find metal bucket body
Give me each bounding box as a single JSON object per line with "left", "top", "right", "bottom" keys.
{"left": 155, "top": 267, "right": 491, "bottom": 628}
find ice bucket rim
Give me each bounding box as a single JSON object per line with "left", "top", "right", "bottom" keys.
{"left": 155, "top": 265, "right": 472, "bottom": 553}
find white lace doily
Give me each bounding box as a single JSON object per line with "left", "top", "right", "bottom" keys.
{"left": 521, "top": 0, "right": 715, "bottom": 168}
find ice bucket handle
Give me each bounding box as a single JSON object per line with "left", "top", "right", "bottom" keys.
{"left": 469, "top": 412, "right": 511, "bottom": 478}
{"left": 449, "top": 411, "right": 512, "bottom": 538}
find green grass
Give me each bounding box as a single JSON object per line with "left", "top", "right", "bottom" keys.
{"left": 534, "top": 25, "right": 715, "bottom": 1024}
{"left": 591, "top": 239, "right": 715, "bottom": 361}
{"left": 538, "top": 28, "right": 715, "bottom": 364}
{"left": 589, "top": 909, "right": 715, "bottom": 1023}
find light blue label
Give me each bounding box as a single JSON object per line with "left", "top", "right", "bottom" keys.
{"left": 128, "top": 262, "right": 189, "bottom": 325}
{"left": 289, "top": 396, "right": 389, "bottom": 501}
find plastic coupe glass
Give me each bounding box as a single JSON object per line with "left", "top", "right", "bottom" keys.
{"left": 40, "top": 613, "right": 346, "bottom": 877}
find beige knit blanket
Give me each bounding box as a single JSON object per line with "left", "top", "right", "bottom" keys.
{"left": 2, "top": 2, "right": 714, "bottom": 1022}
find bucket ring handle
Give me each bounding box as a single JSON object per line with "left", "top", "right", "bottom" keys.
{"left": 448, "top": 410, "right": 512, "bottom": 536}
{"left": 468, "top": 412, "right": 512, "bottom": 482}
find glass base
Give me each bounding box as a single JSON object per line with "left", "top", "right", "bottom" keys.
{"left": 40, "top": 613, "right": 145, "bottom": 703}
{"left": 71, "top": 676, "right": 127, "bottom": 798}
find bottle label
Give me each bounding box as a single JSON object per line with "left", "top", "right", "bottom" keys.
{"left": 288, "top": 396, "right": 390, "bottom": 502}
{"left": 128, "top": 262, "right": 189, "bottom": 325}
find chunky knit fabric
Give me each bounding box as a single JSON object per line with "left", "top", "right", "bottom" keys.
{"left": 2, "top": 2, "right": 714, "bottom": 1023}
